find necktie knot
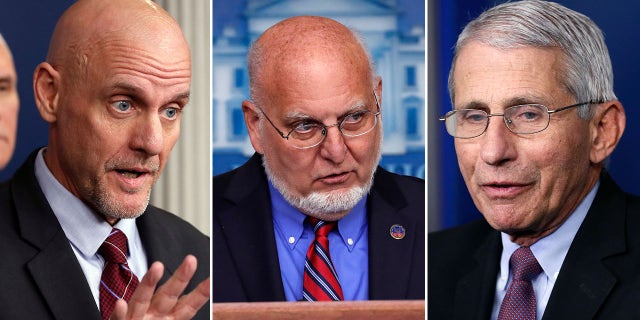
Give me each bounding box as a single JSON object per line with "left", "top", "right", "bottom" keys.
{"left": 307, "top": 217, "right": 337, "bottom": 237}
{"left": 98, "top": 228, "right": 129, "bottom": 264}
{"left": 510, "top": 246, "right": 542, "bottom": 281}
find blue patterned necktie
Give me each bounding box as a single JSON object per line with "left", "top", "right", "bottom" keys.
{"left": 498, "top": 246, "right": 543, "bottom": 320}
{"left": 302, "top": 217, "right": 344, "bottom": 301}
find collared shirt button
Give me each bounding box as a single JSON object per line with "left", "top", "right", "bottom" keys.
{"left": 288, "top": 236, "right": 295, "bottom": 244}
{"left": 347, "top": 238, "right": 354, "bottom": 246}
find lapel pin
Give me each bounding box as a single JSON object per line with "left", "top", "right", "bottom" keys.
{"left": 390, "top": 224, "right": 405, "bottom": 240}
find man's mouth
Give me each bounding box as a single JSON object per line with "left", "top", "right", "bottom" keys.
{"left": 319, "top": 171, "right": 351, "bottom": 185}
{"left": 480, "top": 181, "right": 531, "bottom": 198}
{"left": 116, "top": 169, "right": 147, "bottom": 179}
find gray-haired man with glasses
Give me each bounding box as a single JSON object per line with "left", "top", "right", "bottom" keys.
{"left": 212, "top": 16, "right": 425, "bottom": 302}
{"left": 430, "top": 1, "right": 639, "bottom": 319}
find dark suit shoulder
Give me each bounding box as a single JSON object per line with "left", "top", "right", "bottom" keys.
{"left": 430, "top": 219, "right": 493, "bottom": 250}
{"left": 428, "top": 220, "right": 499, "bottom": 320}
{"left": 429, "top": 219, "right": 495, "bottom": 273}
{"left": 212, "top": 153, "right": 267, "bottom": 207}
{"left": 371, "top": 167, "right": 424, "bottom": 211}
{"left": 137, "top": 206, "right": 209, "bottom": 254}
{"left": 374, "top": 167, "right": 424, "bottom": 190}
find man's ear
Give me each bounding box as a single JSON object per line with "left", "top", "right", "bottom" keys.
{"left": 243, "top": 100, "right": 264, "bottom": 154}
{"left": 33, "top": 62, "right": 61, "bottom": 123}
{"left": 590, "top": 100, "right": 625, "bottom": 164}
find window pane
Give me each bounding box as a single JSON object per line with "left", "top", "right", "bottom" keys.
{"left": 405, "top": 66, "right": 416, "bottom": 87}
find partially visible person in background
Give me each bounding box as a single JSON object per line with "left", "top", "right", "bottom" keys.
{"left": 0, "top": 34, "right": 19, "bottom": 170}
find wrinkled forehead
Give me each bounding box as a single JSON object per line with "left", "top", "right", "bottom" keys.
{"left": 51, "top": 0, "right": 189, "bottom": 72}
{"left": 64, "top": 18, "right": 191, "bottom": 88}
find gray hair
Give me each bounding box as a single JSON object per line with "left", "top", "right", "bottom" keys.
{"left": 448, "top": 0, "right": 615, "bottom": 119}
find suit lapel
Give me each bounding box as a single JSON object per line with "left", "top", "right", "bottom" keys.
{"left": 452, "top": 231, "right": 501, "bottom": 320}
{"left": 217, "top": 154, "right": 286, "bottom": 301}
{"left": 26, "top": 234, "right": 101, "bottom": 319}
{"left": 543, "top": 174, "right": 625, "bottom": 319}
{"left": 367, "top": 168, "right": 423, "bottom": 299}
{"left": 13, "top": 151, "right": 100, "bottom": 319}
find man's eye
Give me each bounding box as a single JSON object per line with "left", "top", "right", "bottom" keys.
{"left": 112, "top": 101, "right": 132, "bottom": 112}
{"left": 459, "top": 110, "right": 486, "bottom": 123}
{"left": 293, "top": 121, "right": 318, "bottom": 134}
{"left": 163, "top": 108, "right": 179, "bottom": 119}
{"left": 343, "top": 111, "right": 365, "bottom": 124}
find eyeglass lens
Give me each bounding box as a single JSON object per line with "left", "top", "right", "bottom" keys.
{"left": 288, "top": 110, "right": 378, "bottom": 148}
{"left": 446, "top": 104, "right": 550, "bottom": 138}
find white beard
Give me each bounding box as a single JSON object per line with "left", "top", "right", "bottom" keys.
{"left": 262, "top": 155, "right": 377, "bottom": 221}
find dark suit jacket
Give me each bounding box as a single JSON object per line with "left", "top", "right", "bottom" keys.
{"left": 0, "top": 150, "right": 210, "bottom": 320}
{"left": 212, "top": 153, "right": 425, "bottom": 302}
{"left": 428, "top": 172, "right": 640, "bottom": 319}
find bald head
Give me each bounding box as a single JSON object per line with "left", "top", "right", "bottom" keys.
{"left": 248, "top": 16, "right": 375, "bottom": 107}
{"left": 47, "top": 0, "right": 188, "bottom": 77}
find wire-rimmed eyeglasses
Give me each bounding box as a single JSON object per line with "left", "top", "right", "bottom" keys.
{"left": 259, "top": 91, "right": 381, "bottom": 149}
{"left": 439, "top": 102, "right": 596, "bottom": 139}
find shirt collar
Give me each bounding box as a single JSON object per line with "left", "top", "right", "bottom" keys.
{"left": 499, "top": 180, "right": 599, "bottom": 289}
{"left": 268, "top": 181, "right": 367, "bottom": 251}
{"left": 34, "top": 148, "right": 138, "bottom": 258}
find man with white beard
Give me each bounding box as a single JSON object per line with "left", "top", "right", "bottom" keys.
{"left": 212, "top": 16, "right": 425, "bottom": 302}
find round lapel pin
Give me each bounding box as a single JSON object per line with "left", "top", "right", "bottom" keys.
{"left": 390, "top": 224, "right": 406, "bottom": 240}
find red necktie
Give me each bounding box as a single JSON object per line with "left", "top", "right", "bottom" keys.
{"left": 302, "top": 217, "right": 344, "bottom": 301}
{"left": 498, "top": 246, "right": 543, "bottom": 320}
{"left": 98, "top": 228, "right": 139, "bottom": 320}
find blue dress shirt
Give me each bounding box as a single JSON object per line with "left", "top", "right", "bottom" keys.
{"left": 269, "top": 182, "right": 369, "bottom": 301}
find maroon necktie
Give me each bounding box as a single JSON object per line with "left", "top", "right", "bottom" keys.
{"left": 302, "top": 217, "right": 344, "bottom": 301}
{"left": 498, "top": 246, "right": 543, "bottom": 320}
{"left": 98, "top": 228, "right": 139, "bottom": 320}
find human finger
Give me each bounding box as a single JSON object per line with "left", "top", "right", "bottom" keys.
{"left": 172, "top": 277, "right": 211, "bottom": 320}
{"left": 126, "top": 261, "right": 165, "bottom": 319}
{"left": 148, "top": 255, "right": 198, "bottom": 314}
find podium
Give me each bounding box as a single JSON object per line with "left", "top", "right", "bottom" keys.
{"left": 212, "top": 300, "right": 424, "bottom": 319}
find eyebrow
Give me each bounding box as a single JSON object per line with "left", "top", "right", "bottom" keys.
{"left": 504, "top": 96, "right": 547, "bottom": 107}
{"left": 110, "top": 82, "right": 190, "bottom": 104}
{"left": 283, "top": 100, "right": 369, "bottom": 121}
{"left": 458, "top": 101, "right": 488, "bottom": 111}
{"left": 458, "top": 95, "right": 549, "bottom": 111}
{"left": 0, "top": 76, "right": 15, "bottom": 86}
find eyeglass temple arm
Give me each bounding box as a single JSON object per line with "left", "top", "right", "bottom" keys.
{"left": 547, "top": 101, "right": 596, "bottom": 114}
{"left": 259, "top": 109, "right": 288, "bottom": 139}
